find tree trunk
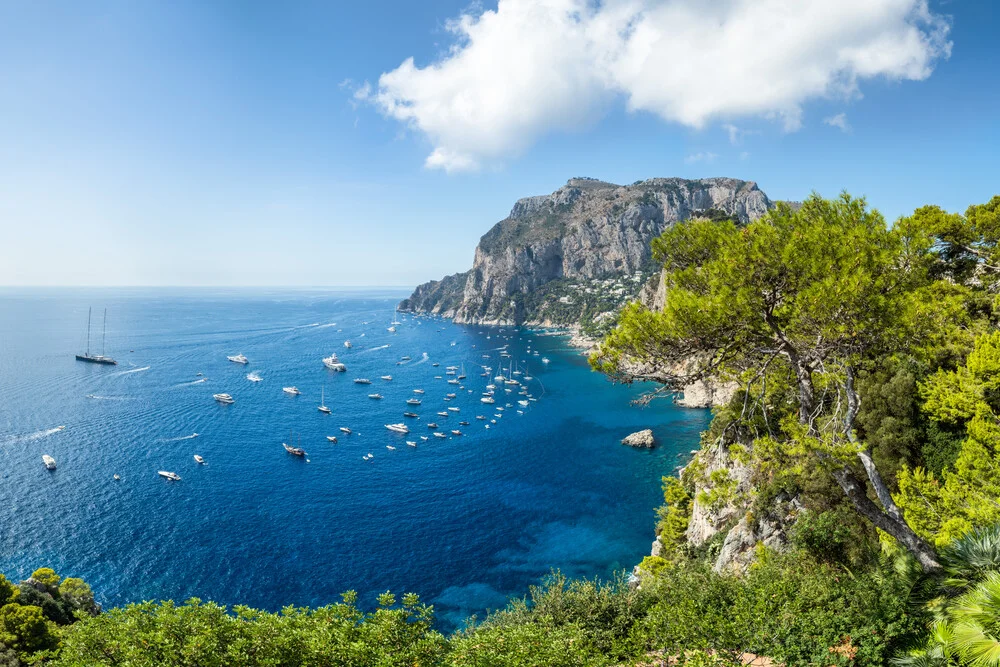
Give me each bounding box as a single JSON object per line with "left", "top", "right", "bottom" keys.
{"left": 832, "top": 467, "right": 942, "bottom": 572}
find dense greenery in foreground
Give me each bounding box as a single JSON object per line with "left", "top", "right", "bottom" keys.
{"left": 7, "top": 193, "right": 1000, "bottom": 665}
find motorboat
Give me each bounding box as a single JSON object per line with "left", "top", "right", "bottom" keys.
{"left": 158, "top": 471, "right": 181, "bottom": 481}
{"left": 403, "top": 412, "right": 419, "bottom": 418}
{"left": 476, "top": 415, "right": 486, "bottom": 420}
{"left": 247, "top": 372, "right": 262, "bottom": 382}
{"left": 368, "top": 393, "right": 383, "bottom": 400}
{"left": 213, "top": 393, "right": 235, "bottom": 404}
{"left": 542, "top": 357, "right": 550, "bottom": 364}
{"left": 406, "top": 441, "right": 417, "bottom": 447}
{"left": 354, "top": 378, "right": 372, "bottom": 385}
{"left": 518, "top": 400, "right": 529, "bottom": 407}
{"left": 480, "top": 396, "right": 495, "bottom": 404}
{"left": 228, "top": 354, "right": 249, "bottom": 364}
{"left": 323, "top": 355, "right": 347, "bottom": 371}
{"left": 451, "top": 430, "right": 462, "bottom": 436}
{"left": 427, "top": 423, "right": 438, "bottom": 429}
{"left": 194, "top": 455, "right": 205, "bottom": 464}
{"left": 431, "top": 362, "right": 439, "bottom": 367}
{"left": 340, "top": 427, "right": 352, "bottom": 434}
{"left": 448, "top": 407, "right": 460, "bottom": 412}
{"left": 385, "top": 423, "right": 409, "bottom": 434}
{"left": 283, "top": 386, "right": 301, "bottom": 396}
{"left": 413, "top": 389, "right": 425, "bottom": 394}
{"left": 437, "top": 411, "right": 449, "bottom": 417}
{"left": 326, "top": 436, "right": 338, "bottom": 442}
{"left": 386, "top": 444, "right": 397, "bottom": 450}
{"left": 406, "top": 398, "right": 422, "bottom": 406}
{"left": 434, "top": 432, "right": 447, "bottom": 438}
{"left": 459, "top": 421, "right": 469, "bottom": 426}
{"left": 42, "top": 455, "right": 56, "bottom": 470}
{"left": 344, "top": 341, "right": 353, "bottom": 348}
{"left": 381, "top": 375, "right": 393, "bottom": 381}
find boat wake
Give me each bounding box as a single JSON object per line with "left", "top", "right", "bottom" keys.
{"left": 412, "top": 352, "right": 430, "bottom": 365}
{"left": 85, "top": 394, "right": 134, "bottom": 401}
{"left": 2, "top": 426, "right": 66, "bottom": 445}
{"left": 175, "top": 378, "right": 208, "bottom": 387}
{"left": 114, "top": 366, "right": 150, "bottom": 377}
{"left": 160, "top": 433, "right": 199, "bottom": 442}
{"left": 317, "top": 322, "right": 338, "bottom": 328}
{"left": 360, "top": 344, "right": 391, "bottom": 354}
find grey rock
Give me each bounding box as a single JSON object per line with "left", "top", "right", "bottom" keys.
{"left": 400, "top": 177, "right": 773, "bottom": 325}
{"left": 621, "top": 429, "right": 656, "bottom": 448}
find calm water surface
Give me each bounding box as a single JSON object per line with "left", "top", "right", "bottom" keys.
{"left": 0, "top": 288, "right": 709, "bottom": 628}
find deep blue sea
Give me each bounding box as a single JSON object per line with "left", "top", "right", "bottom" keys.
{"left": 0, "top": 288, "right": 709, "bottom": 629}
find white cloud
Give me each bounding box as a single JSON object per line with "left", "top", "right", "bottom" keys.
{"left": 823, "top": 112, "right": 851, "bottom": 132}
{"left": 360, "top": 0, "right": 951, "bottom": 171}
{"left": 684, "top": 151, "right": 717, "bottom": 164}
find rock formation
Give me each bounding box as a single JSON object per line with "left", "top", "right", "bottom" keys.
{"left": 621, "top": 429, "right": 656, "bottom": 448}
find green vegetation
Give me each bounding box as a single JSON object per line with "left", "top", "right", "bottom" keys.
{"left": 11, "top": 192, "right": 1000, "bottom": 665}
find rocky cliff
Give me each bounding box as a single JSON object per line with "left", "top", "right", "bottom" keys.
{"left": 400, "top": 177, "right": 772, "bottom": 325}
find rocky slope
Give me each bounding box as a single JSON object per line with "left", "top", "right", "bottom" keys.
{"left": 400, "top": 177, "right": 772, "bottom": 325}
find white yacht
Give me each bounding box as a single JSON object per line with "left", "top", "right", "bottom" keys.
{"left": 434, "top": 432, "right": 447, "bottom": 438}
{"left": 323, "top": 354, "right": 347, "bottom": 371}
{"left": 413, "top": 389, "right": 425, "bottom": 394}
{"left": 481, "top": 396, "right": 495, "bottom": 404}
{"left": 447, "top": 406, "right": 460, "bottom": 412}
{"left": 353, "top": 378, "right": 372, "bottom": 385}
{"left": 381, "top": 375, "right": 393, "bottom": 381}
{"left": 406, "top": 398, "right": 422, "bottom": 406}
{"left": 213, "top": 393, "right": 235, "bottom": 404}
{"left": 318, "top": 387, "right": 331, "bottom": 413}
{"left": 282, "top": 386, "right": 301, "bottom": 396}
{"left": 340, "top": 427, "right": 352, "bottom": 434}
{"left": 368, "top": 393, "right": 383, "bottom": 400}
{"left": 194, "top": 455, "right": 205, "bottom": 464}
{"left": 227, "top": 354, "right": 249, "bottom": 364}
{"left": 385, "top": 423, "right": 409, "bottom": 434}
{"left": 518, "top": 400, "right": 529, "bottom": 407}
{"left": 326, "top": 436, "right": 338, "bottom": 442}
{"left": 42, "top": 455, "right": 56, "bottom": 470}
{"left": 158, "top": 471, "right": 181, "bottom": 481}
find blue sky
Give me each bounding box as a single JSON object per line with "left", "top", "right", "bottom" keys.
{"left": 0, "top": 0, "right": 996, "bottom": 287}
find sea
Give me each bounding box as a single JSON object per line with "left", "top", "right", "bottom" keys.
{"left": 0, "top": 288, "right": 710, "bottom": 629}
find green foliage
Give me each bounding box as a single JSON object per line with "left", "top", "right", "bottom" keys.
{"left": 0, "top": 578, "right": 14, "bottom": 609}
{"left": 790, "top": 507, "right": 877, "bottom": 567}
{"left": 898, "top": 334, "right": 1000, "bottom": 546}
{"left": 640, "top": 553, "right": 926, "bottom": 667}
{"left": 28, "top": 570, "right": 59, "bottom": 593}
{"left": 655, "top": 476, "right": 693, "bottom": 559}
{"left": 54, "top": 593, "right": 447, "bottom": 667}
{"left": 0, "top": 604, "right": 54, "bottom": 655}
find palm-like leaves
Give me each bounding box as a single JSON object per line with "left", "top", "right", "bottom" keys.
{"left": 941, "top": 526, "right": 1000, "bottom": 594}
{"left": 949, "top": 572, "right": 1000, "bottom": 667}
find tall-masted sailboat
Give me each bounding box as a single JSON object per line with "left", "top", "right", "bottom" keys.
{"left": 76, "top": 307, "right": 117, "bottom": 365}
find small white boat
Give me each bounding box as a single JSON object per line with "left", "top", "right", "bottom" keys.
{"left": 194, "top": 455, "right": 205, "bottom": 464}
{"left": 400, "top": 356, "right": 411, "bottom": 361}
{"left": 451, "top": 430, "right": 462, "bottom": 436}
{"left": 448, "top": 407, "right": 460, "bottom": 412}
{"left": 247, "top": 372, "right": 262, "bottom": 382}
{"left": 420, "top": 436, "right": 429, "bottom": 441}
{"left": 368, "top": 393, "right": 383, "bottom": 400}
{"left": 476, "top": 415, "right": 486, "bottom": 420}
{"left": 344, "top": 341, "right": 353, "bottom": 348}
{"left": 381, "top": 375, "right": 393, "bottom": 381}
{"left": 406, "top": 441, "right": 417, "bottom": 447}
{"left": 434, "top": 432, "right": 447, "bottom": 438}
{"left": 385, "top": 423, "right": 409, "bottom": 434}
{"left": 387, "top": 327, "right": 396, "bottom": 333}
{"left": 480, "top": 396, "right": 495, "bottom": 404}
{"left": 437, "top": 411, "right": 449, "bottom": 417}
{"left": 113, "top": 474, "right": 121, "bottom": 480}
{"left": 542, "top": 357, "right": 550, "bottom": 364}
{"left": 386, "top": 445, "right": 397, "bottom": 450}
{"left": 518, "top": 400, "right": 529, "bottom": 407}
{"left": 158, "top": 470, "right": 181, "bottom": 481}
{"left": 427, "top": 423, "right": 439, "bottom": 429}
{"left": 227, "top": 354, "right": 248, "bottom": 364}
{"left": 283, "top": 386, "right": 301, "bottom": 396}
{"left": 326, "top": 436, "right": 338, "bottom": 443}
{"left": 213, "top": 393, "right": 235, "bottom": 404}
{"left": 323, "top": 355, "right": 347, "bottom": 371}
{"left": 406, "top": 398, "right": 422, "bottom": 406}
{"left": 42, "top": 454, "right": 56, "bottom": 470}
{"left": 363, "top": 453, "right": 374, "bottom": 461}
{"left": 413, "top": 389, "right": 425, "bottom": 394}
{"left": 354, "top": 378, "right": 372, "bottom": 385}
{"left": 340, "top": 427, "right": 352, "bottom": 434}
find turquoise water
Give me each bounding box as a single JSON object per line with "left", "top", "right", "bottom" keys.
{"left": 0, "top": 288, "right": 709, "bottom": 628}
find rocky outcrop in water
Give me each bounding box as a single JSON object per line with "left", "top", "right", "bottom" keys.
{"left": 400, "top": 177, "right": 772, "bottom": 325}
{"left": 621, "top": 429, "right": 656, "bottom": 448}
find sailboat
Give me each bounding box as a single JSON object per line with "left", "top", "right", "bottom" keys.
{"left": 318, "top": 386, "right": 331, "bottom": 413}
{"left": 76, "top": 308, "right": 117, "bottom": 365}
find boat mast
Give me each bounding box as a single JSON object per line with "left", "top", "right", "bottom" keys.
{"left": 86, "top": 307, "right": 92, "bottom": 356}
{"left": 101, "top": 308, "right": 107, "bottom": 357}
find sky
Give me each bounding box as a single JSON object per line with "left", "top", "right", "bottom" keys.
{"left": 0, "top": 0, "right": 997, "bottom": 287}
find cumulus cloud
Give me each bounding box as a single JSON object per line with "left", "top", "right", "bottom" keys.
{"left": 823, "top": 112, "right": 851, "bottom": 132}
{"left": 360, "top": 0, "right": 951, "bottom": 171}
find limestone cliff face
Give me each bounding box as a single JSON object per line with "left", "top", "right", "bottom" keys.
{"left": 400, "top": 177, "right": 772, "bottom": 324}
